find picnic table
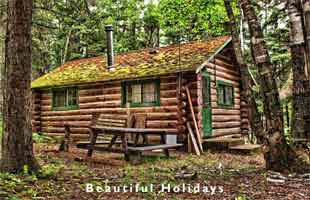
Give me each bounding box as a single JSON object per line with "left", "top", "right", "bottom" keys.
{"left": 76, "top": 125, "right": 183, "bottom": 161}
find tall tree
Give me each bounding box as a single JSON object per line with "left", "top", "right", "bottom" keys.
{"left": 224, "top": 0, "right": 264, "bottom": 143}
{"left": 239, "top": 0, "right": 290, "bottom": 171}
{"left": 0, "top": 0, "right": 39, "bottom": 172}
{"left": 0, "top": 0, "right": 6, "bottom": 110}
{"left": 302, "top": 0, "right": 310, "bottom": 138}
{"left": 303, "top": 0, "right": 310, "bottom": 75}
{"left": 288, "top": 0, "right": 308, "bottom": 139}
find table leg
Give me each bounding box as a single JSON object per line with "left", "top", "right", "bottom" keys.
{"left": 160, "top": 134, "right": 169, "bottom": 157}
{"left": 108, "top": 135, "right": 118, "bottom": 149}
{"left": 142, "top": 135, "right": 149, "bottom": 145}
{"left": 134, "top": 133, "right": 140, "bottom": 146}
{"left": 87, "top": 129, "right": 98, "bottom": 157}
{"left": 122, "top": 134, "right": 129, "bottom": 161}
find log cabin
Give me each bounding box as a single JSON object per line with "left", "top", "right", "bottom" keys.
{"left": 31, "top": 26, "right": 250, "bottom": 148}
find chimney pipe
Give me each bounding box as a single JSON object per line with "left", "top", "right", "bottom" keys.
{"left": 105, "top": 25, "right": 114, "bottom": 71}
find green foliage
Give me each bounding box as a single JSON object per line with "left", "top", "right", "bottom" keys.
{"left": 0, "top": 172, "right": 25, "bottom": 199}
{"left": 32, "top": 133, "right": 56, "bottom": 143}
{"left": 32, "top": 0, "right": 229, "bottom": 77}
{"left": 159, "top": 0, "right": 228, "bottom": 43}
{"left": 36, "top": 164, "right": 63, "bottom": 179}
{"left": 22, "top": 165, "right": 29, "bottom": 175}
{"left": 235, "top": 194, "right": 251, "bottom": 200}
{"left": 0, "top": 119, "right": 3, "bottom": 139}
{"left": 0, "top": 165, "right": 58, "bottom": 199}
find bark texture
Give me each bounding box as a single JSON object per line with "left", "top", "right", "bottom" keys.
{"left": 0, "top": 4, "right": 5, "bottom": 113}
{"left": 224, "top": 0, "right": 264, "bottom": 143}
{"left": 302, "top": 0, "right": 310, "bottom": 138}
{"left": 239, "top": 0, "right": 289, "bottom": 171}
{"left": 0, "top": 0, "right": 40, "bottom": 172}
{"left": 303, "top": 0, "right": 310, "bottom": 76}
{"left": 303, "top": 0, "right": 310, "bottom": 138}
{"left": 287, "top": 0, "right": 310, "bottom": 140}
{"left": 288, "top": 0, "right": 308, "bottom": 139}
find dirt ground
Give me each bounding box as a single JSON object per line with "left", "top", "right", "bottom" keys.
{"left": 0, "top": 143, "right": 309, "bottom": 200}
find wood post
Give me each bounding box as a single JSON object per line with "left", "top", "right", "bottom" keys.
{"left": 87, "top": 129, "right": 98, "bottom": 157}
{"left": 86, "top": 114, "right": 100, "bottom": 157}
{"left": 90, "top": 113, "right": 100, "bottom": 126}
{"left": 186, "top": 122, "right": 200, "bottom": 155}
{"left": 185, "top": 86, "right": 203, "bottom": 152}
{"left": 59, "top": 124, "right": 71, "bottom": 152}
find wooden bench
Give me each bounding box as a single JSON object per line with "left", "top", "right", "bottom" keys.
{"left": 61, "top": 113, "right": 183, "bottom": 162}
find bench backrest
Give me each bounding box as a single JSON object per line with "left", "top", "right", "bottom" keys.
{"left": 91, "top": 114, "right": 127, "bottom": 128}
{"left": 134, "top": 114, "right": 146, "bottom": 129}
{"left": 90, "top": 113, "right": 146, "bottom": 129}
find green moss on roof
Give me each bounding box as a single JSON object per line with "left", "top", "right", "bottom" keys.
{"left": 31, "top": 36, "right": 231, "bottom": 89}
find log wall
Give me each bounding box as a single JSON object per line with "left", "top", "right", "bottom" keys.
{"left": 32, "top": 74, "right": 197, "bottom": 139}
{"left": 31, "top": 47, "right": 250, "bottom": 141}
{"left": 197, "top": 50, "right": 249, "bottom": 138}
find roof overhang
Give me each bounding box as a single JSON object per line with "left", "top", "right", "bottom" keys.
{"left": 196, "top": 37, "right": 232, "bottom": 73}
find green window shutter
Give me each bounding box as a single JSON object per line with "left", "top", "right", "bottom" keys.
{"left": 202, "top": 104, "right": 212, "bottom": 136}
{"left": 202, "top": 74, "right": 211, "bottom": 106}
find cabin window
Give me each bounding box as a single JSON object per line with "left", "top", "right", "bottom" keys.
{"left": 122, "top": 79, "right": 160, "bottom": 107}
{"left": 52, "top": 88, "right": 79, "bottom": 110}
{"left": 216, "top": 81, "right": 234, "bottom": 107}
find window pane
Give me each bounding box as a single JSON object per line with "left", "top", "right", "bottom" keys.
{"left": 53, "top": 90, "right": 66, "bottom": 107}
{"left": 131, "top": 84, "right": 142, "bottom": 103}
{"left": 225, "top": 86, "right": 233, "bottom": 105}
{"left": 218, "top": 86, "right": 224, "bottom": 105}
{"left": 202, "top": 78, "right": 210, "bottom": 106}
{"left": 68, "top": 89, "right": 78, "bottom": 106}
{"left": 143, "top": 83, "right": 156, "bottom": 103}
{"left": 126, "top": 84, "right": 132, "bottom": 105}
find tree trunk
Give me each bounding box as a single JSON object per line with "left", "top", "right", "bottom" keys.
{"left": 62, "top": 29, "right": 71, "bottom": 65}
{"left": 239, "top": 0, "right": 289, "bottom": 171}
{"left": 0, "top": 0, "right": 40, "bottom": 173}
{"left": 303, "top": 0, "right": 310, "bottom": 77}
{"left": 288, "top": 0, "right": 308, "bottom": 139}
{"left": 224, "top": 0, "right": 264, "bottom": 143}
{"left": 302, "top": 0, "right": 310, "bottom": 139}
{"left": 0, "top": 4, "right": 5, "bottom": 114}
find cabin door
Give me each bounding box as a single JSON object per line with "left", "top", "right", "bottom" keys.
{"left": 202, "top": 72, "right": 212, "bottom": 137}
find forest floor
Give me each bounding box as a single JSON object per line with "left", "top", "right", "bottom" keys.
{"left": 0, "top": 139, "right": 309, "bottom": 200}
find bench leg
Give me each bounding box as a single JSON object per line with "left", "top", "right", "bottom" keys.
{"left": 160, "top": 135, "right": 170, "bottom": 157}
{"left": 128, "top": 151, "right": 142, "bottom": 165}
{"left": 87, "top": 130, "right": 98, "bottom": 157}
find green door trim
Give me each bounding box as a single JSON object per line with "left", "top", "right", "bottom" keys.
{"left": 201, "top": 71, "right": 212, "bottom": 137}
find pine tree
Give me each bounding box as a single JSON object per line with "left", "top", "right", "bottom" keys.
{"left": 0, "top": 0, "right": 40, "bottom": 173}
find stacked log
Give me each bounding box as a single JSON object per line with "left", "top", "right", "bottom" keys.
{"left": 196, "top": 52, "right": 242, "bottom": 138}
{"left": 31, "top": 49, "right": 248, "bottom": 141}
{"left": 31, "top": 91, "right": 41, "bottom": 132}
{"left": 180, "top": 72, "right": 202, "bottom": 143}
{"left": 34, "top": 75, "right": 188, "bottom": 138}
{"left": 39, "top": 84, "right": 103, "bottom": 138}
{"left": 240, "top": 100, "right": 250, "bottom": 135}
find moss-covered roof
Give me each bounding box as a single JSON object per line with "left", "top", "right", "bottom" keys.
{"left": 32, "top": 36, "right": 231, "bottom": 89}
